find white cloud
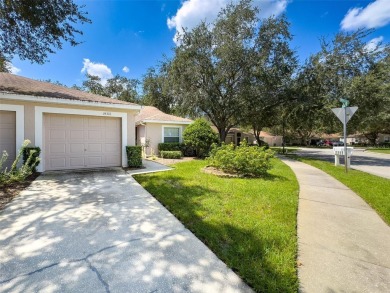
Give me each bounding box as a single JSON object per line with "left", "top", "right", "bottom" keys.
{"left": 5, "top": 62, "right": 21, "bottom": 74}
{"left": 122, "top": 66, "right": 130, "bottom": 73}
{"left": 167, "top": 0, "right": 289, "bottom": 44}
{"left": 341, "top": 0, "right": 390, "bottom": 30}
{"left": 364, "top": 36, "right": 384, "bottom": 52}
{"left": 81, "top": 58, "right": 113, "bottom": 85}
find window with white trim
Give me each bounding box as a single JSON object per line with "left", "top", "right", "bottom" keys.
{"left": 164, "top": 127, "right": 180, "bottom": 143}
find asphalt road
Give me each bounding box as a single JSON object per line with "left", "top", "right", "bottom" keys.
{"left": 295, "top": 148, "right": 390, "bottom": 179}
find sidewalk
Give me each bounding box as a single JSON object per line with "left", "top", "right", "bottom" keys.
{"left": 281, "top": 158, "right": 390, "bottom": 293}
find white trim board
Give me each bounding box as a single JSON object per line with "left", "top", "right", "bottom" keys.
{"left": 35, "top": 106, "right": 128, "bottom": 172}
{"left": 162, "top": 125, "right": 183, "bottom": 143}
{"left": 0, "top": 104, "right": 25, "bottom": 157}
{"left": 1, "top": 92, "right": 142, "bottom": 111}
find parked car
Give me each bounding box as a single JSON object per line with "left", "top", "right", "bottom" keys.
{"left": 332, "top": 141, "right": 344, "bottom": 146}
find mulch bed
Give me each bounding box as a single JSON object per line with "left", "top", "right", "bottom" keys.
{"left": 0, "top": 173, "right": 40, "bottom": 211}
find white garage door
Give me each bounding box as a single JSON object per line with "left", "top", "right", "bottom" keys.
{"left": 0, "top": 110, "right": 16, "bottom": 170}
{"left": 44, "top": 114, "right": 121, "bottom": 171}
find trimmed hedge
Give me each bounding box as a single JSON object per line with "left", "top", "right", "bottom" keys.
{"left": 126, "top": 146, "right": 142, "bottom": 167}
{"left": 157, "top": 143, "right": 196, "bottom": 157}
{"left": 160, "top": 151, "right": 182, "bottom": 159}
{"left": 22, "top": 146, "right": 41, "bottom": 172}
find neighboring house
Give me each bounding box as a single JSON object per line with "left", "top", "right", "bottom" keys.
{"left": 0, "top": 73, "right": 141, "bottom": 172}
{"left": 135, "top": 106, "right": 193, "bottom": 156}
{"left": 225, "top": 128, "right": 283, "bottom": 147}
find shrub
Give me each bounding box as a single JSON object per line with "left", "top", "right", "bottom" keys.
{"left": 0, "top": 140, "right": 40, "bottom": 186}
{"left": 183, "top": 118, "right": 219, "bottom": 158}
{"left": 160, "top": 151, "right": 182, "bottom": 159}
{"left": 208, "top": 140, "right": 274, "bottom": 177}
{"left": 157, "top": 143, "right": 196, "bottom": 157}
{"left": 126, "top": 146, "right": 142, "bottom": 168}
{"left": 158, "top": 143, "right": 181, "bottom": 152}
{"left": 23, "top": 147, "right": 41, "bottom": 172}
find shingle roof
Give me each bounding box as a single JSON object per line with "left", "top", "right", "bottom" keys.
{"left": 136, "top": 106, "right": 193, "bottom": 124}
{"left": 0, "top": 73, "right": 139, "bottom": 106}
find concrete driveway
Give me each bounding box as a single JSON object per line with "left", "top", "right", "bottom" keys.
{"left": 295, "top": 148, "right": 390, "bottom": 179}
{"left": 0, "top": 166, "right": 252, "bottom": 293}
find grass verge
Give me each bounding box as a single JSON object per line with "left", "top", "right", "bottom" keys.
{"left": 294, "top": 156, "right": 390, "bottom": 225}
{"left": 367, "top": 148, "right": 390, "bottom": 154}
{"left": 134, "top": 159, "right": 299, "bottom": 292}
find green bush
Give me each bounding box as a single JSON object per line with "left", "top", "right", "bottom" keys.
{"left": 157, "top": 143, "right": 196, "bottom": 157}
{"left": 22, "top": 147, "right": 41, "bottom": 172}
{"left": 0, "top": 140, "right": 40, "bottom": 186}
{"left": 160, "top": 151, "right": 182, "bottom": 159}
{"left": 183, "top": 118, "right": 219, "bottom": 158}
{"left": 208, "top": 140, "right": 274, "bottom": 177}
{"left": 158, "top": 143, "right": 181, "bottom": 152}
{"left": 126, "top": 146, "right": 142, "bottom": 167}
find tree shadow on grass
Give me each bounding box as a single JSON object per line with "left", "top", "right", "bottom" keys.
{"left": 136, "top": 173, "right": 298, "bottom": 293}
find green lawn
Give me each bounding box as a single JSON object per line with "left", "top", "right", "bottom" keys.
{"left": 367, "top": 148, "right": 390, "bottom": 154}
{"left": 295, "top": 157, "right": 390, "bottom": 225}
{"left": 134, "top": 159, "right": 299, "bottom": 292}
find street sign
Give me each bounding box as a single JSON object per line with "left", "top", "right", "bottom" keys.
{"left": 331, "top": 107, "right": 358, "bottom": 124}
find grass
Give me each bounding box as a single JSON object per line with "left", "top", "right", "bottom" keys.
{"left": 367, "top": 148, "right": 390, "bottom": 154}
{"left": 134, "top": 159, "right": 299, "bottom": 292}
{"left": 294, "top": 156, "right": 390, "bottom": 225}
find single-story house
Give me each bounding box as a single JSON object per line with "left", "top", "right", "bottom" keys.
{"left": 0, "top": 73, "right": 141, "bottom": 172}
{"left": 135, "top": 106, "right": 193, "bottom": 156}
{"left": 225, "top": 128, "right": 283, "bottom": 147}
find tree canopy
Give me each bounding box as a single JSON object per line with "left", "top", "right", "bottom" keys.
{"left": 0, "top": 0, "right": 90, "bottom": 65}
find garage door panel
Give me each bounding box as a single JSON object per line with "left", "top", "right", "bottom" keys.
{"left": 49, "top": 143, "right": 66, "bottom": 154}
{"left": 44, "top": 114, "right": 121, "bottom": 170}
{"left": 49, "top": 158, "right": 66, "bottom": 169}
{"left": 70, "top": 157, "right": 86, "bottom": 167}
{"left": 0, "top": 111, "right": 16, "bottom": 170}
{"left": 70, "top": 130, "right": 84, "bottom": 140}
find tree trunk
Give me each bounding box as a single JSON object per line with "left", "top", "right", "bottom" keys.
{"left": 218, "top": 128, "right": 227, "bottom": 143}
{"left": 365, "top": 132, "right": 379, "bottom": 146}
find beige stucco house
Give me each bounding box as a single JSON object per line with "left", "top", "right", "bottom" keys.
{"left": 135, "top": 106, "right": 193, "bottom": 156}
{"left": 225, "top": 128, "right": 283, "bottom": 147}
{"left": 0, "top": 73, "right": 141, "bottom": 172}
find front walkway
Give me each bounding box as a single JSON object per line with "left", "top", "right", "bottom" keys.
{"left": 0, "top": 162, "right": 252, "bottom": 293}
{"left": 281, "top": 158, "right": 390, "bottom": 293}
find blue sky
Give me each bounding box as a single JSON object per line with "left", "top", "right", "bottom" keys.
{"left": 9, "top": 0, "right": 390, "bottom": 87}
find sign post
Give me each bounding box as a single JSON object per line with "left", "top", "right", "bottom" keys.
{"left": 331, "top": 99, "right": 358, "bottom": 173}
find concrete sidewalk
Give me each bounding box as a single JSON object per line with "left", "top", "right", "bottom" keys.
{"left": 281, "top": 158, "right": 390, "bottom": 293}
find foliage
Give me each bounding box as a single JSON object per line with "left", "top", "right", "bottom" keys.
{"left": 0, "top": 140, "right": 40, "bottom": 186}
{"left": 170, "top": 0, "right": 256, "bottom": 142}
{"left": 157, "top": 143, "right": 196, "bottom": 157}
{"left": 243, "top": 15, "right": 297, "bottom": 145}
{"left": 141, "top": 61, "right": 175, "bottom": 114}
{"left": 0, "top": 0, "right": 91, "bottom": 64}
{"left": 160, "top": 151, "right": 182, "bottom": 159}
{"left": 208, "top": 141, "right": 274, "bottom": 177}
{"left": 125, "top": 146, "right": 142, "bottom": 168}
{"left": 82, "top": 74, "right": 140, "bottom": 102}
{"left": 183, "top": 119, "right": 219, "bottom": 158}
{"left": 22, "top": 147, "right": 41, "bottom": 172}
{"left": 134, "top": 159, "right": 299, "bottom": 292}
{"left": 297, "top": 157, "right": 390, "bottom": 225}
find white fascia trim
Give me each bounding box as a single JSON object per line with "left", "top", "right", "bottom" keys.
{"left": 35, "top": 106, "right": 128, "bottom": 172}
{"left": 1, "top": 92, "right": 142, "bottom": 110}
{"left": 0, "top": 104, "right": 25, "bottom": 157}
{"left": 143, "top": 120, "right": 192, "bottom": 125}
{"left": 162, "top": 125, "right": 183, "bottom": 143}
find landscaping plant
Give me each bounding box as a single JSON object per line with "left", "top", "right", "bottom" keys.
{"left": 160, "top": 151, "right": 182, "bottom": 159}
{"left": 183, "top": 118, "right": 219, "bottom": 158}
{"left": 0, "top": 140, "right": 40, "bottom": 187}
{"left": 208, "top": 140, "right": 274, "bottom": 177}
{"left": 126, "top": 146, "right": 142, "bottom": 167}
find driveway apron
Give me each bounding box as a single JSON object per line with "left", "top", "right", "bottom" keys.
{"left": 0, "top": 165, "right": 252, "bottom": 293}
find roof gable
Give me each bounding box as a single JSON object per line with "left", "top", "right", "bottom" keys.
{"left": 136, "top": 106, "right": 192, "bottom": 124}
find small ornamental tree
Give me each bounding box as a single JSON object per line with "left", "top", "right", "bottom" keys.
{"left": 183, "top": 118, "right": 219, "bottom": 158}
